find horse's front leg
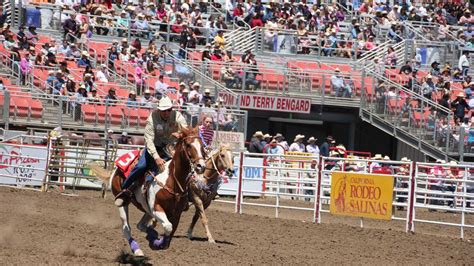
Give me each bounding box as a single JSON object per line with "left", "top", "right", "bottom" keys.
{"left": 195, "top": 195, "right": 215, "bottom": 243}
{"left": 149, "top": 205, "right": 173, "bottom": 250}
{"left": 187, "top": 193, "right": 201, "bottom": 240}
{"left": 118, "top": 205, "right": 144, "bottom": 256}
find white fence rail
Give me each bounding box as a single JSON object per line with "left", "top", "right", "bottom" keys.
{"left": 1, "top": 142, "right": 473, "bottom": 238}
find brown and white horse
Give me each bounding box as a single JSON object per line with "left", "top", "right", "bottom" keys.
{"left": 187, "top": 146, "right": 234, "bottom": 243}
{"left": 109, "top": 127, "right": 206, "bottom": 257}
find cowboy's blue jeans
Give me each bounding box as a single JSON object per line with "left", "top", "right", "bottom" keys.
{"left": 121, "top": 149, "right": 157, "bottom": 190}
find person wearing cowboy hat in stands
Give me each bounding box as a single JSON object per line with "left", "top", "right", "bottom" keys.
{"left": 115, "top": 97, "right": 188, "bottom": 206}
{"left": 188, "top": 82, "right": 202, "bottom": 104}
{"left": 262, "top": 134, "right": 272, "bottom": 148}
{"left": 369, "top": 154, "right": 383, "bottom": 173}
{"left": 179, "top": 87, "right": 190, "bottom": 106}
{"left": 249, "top": 131, "right": 265, "bottom": 153}
{"left": 452, "top": 91, "right": 470, "bottom": 125}
{"left": 320, "top": 136, "right": 335, "bottom": 157}
{"left": 201, "top": 88, "right": 214, "bottom": 104}
{"left": 274, "top": 133, "right": 289, "bottom": 151}
{"left": 118, "top": 131, "right": 132, "bottom": 145}
{"left": 77, "top": 51, "right": 91, "bottom": 68}
{"left": 289, "top": 134, "right": 306, "bottom": 152}
{"left": 430, "top": 61, "right": 441, "bottom": 76}
{"left": 306, "top": 137, "right": 320, "bottom": 157}
{"left": 141, "top": 89, "right": 156, "bottom": 107}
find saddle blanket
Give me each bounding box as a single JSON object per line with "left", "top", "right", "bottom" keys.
{"left": 115, "top": 150, "right": 141, "bottom": 178}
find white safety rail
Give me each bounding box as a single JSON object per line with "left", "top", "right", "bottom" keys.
{"left": 216, "top": 152, "right": 319, "bottom": 221}
{"left": 413, "top": 162, "right": 474, "bottom": 238}
{"left": 2, "top": 141, "right": 474, "bottom": 238}
{"left": 319, "top": 157, "right": 414, "bottom": 231}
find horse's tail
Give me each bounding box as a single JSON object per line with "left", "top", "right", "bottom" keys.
{"left": 86, "top": 161, "right": 115, "bottom": 199}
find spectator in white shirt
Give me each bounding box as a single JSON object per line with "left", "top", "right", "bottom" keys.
{"left": 458, "top": 51, "right": 470, "bottom": 77}
{"left": 96, "top": 64, "right": 109, "bottom": 83}
{"left": 306, "top": 137, "right": 320, "bottom": 157}
{"left": 188, "top": 82, "right": 202, "bottom": 104}
{"left": 289, "top": 134, "right": 306, "bottom": 152}
{"left": 141, "top": 89, "right": 156, "bottom": 107}
{"left": 274, "top": 133, "right": 289, "bottom": 151}
{"left": 154, "top": 74, "right": 169, "bottom": 98}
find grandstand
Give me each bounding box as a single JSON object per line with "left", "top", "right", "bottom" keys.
{"left": 0, "top": 0, "right": 473, "bottom": 162}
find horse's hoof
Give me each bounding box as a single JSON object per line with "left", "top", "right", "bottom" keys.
{"left": 134, "top": 249, "right": 144, "bottom": 257}
{"left": 208, "top": 238, "right": 216, "bottom": 244}
{"left": 187, "top": 233, "right": 193, "bottom": 240}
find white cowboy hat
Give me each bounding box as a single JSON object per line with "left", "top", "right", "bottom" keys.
{"left": 254, "top": 131, "right": 264, "bottom": 137}
{"left": 179, "top": 82, "right": 186, "bottom": 86}
{"left": 400, "top": 157, "right": 411, "bottom": 162}
{"left": 383, "top": 156, "right": 390, "bottom": 160}
{"left": 372, "top": 154, "right": 383, "bottom": 160}
{"left": 122, "top": 131, "right": 128, "bottom": 136}
{"left": 182, "top": 88, "right": 190, "bottom": 93}
{"left": 193, "top": 82, "right": 201, "bottom": 87}
{"left": 335, "top": 68, "right": 340, "bottom": 72}
{"left": 435, "top": 159, "right": 446, "bottom": 164}
{"left": 81, "top": 51, "right": 89, "bottom": 57}
{"left": 275, "top": 133, "right": 285, "bottom": 140}
{"left": 204, "top": 88, "right": 211, "bottom": 93}
{"left": 107, "top": 129, "right": 114, "bottom": 134}
{"left": 263, "top": 134, "right": 272, "bottom": 139}
{"left": 144, "top": 89, "right": 151, "bottom": 94}
{"left": 129, "top": 90, "right": 136, "bottom": 95}
{"left": 449, "top": 160, "right": 458, "bottom": 166}
{"left": 308, "top": 136, "right": 317, "bottom": 142}
{"left": 294, "top": 134, "right": 305, "bottom": 142}
{"left": 157, "top": 97, "right": 173, "bottom": 111}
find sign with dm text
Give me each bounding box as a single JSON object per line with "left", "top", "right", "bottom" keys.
{"left": 330, "top": 172, "right": 394, "bottom": 220}
{"left": 219, "top": 92, "right": 311, "bottom": 114}
{"left": 218, "top": 156, "right": 264, "bottom": 196}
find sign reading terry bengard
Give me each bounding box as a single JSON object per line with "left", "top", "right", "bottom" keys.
{"left": 219, "top": 92, "right": 311, "bottom": 114}
{"left": 330, "top": 172, "right": 394, "bottom": 220}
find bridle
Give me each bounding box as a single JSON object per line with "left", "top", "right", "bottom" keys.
{"left": 204, "top": 147, "right": 233, "bottom": 180}
{"left": 171, "top": 135, "right": 206, "bottom": 194}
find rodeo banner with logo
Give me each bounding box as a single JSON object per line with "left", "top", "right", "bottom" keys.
{"left": 0, "top": 144, "right": 47, "bottom": 187}
{"left": 330, "top": 172, "right": 394, "bottom": 220}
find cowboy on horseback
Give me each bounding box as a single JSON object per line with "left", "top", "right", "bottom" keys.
{"left": 115, "top": 97, "right": 188, "bottom": 206}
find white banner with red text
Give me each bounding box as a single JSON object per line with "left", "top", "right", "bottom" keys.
{"left": 219, "top": 92, "right": 311, "bottom": 114}
{"left": 0, "top": 143, "right": 47, "bottom": 187}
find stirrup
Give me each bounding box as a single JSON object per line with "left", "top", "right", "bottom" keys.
{"left": 114, "top": 189, "right": 132, "bottom": 207}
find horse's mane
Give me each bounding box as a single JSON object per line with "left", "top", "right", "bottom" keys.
{"left": 179, "top": 126, "right": 199, "bottom": 139}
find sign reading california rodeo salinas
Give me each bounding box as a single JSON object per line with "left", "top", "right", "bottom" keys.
{"left": 330, "top": 172, "right": 394, "bottom": 220}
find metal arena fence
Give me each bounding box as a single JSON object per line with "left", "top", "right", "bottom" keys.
{"left": 0, "top": 140, "right": 473, "bottom": 238}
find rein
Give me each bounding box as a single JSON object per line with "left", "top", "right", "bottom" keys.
{"left": 167, "top": 135, "right": 203, "bottom": 196}
{"left": 203, "top": 148, "right": 228, "bottom": 180}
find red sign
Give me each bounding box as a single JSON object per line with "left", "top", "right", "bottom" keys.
{"left": 219, "top": 92, "right": 311, "bottom": 114}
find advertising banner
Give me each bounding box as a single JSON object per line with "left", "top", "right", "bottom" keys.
{"left": 219, "top": 92, "right": 311, "bottom": 114}
{"left": 330, "top": 172, "right": 394, "bottom": 220}
{"left": 218, "top": 156, "right": 264, "bottom": 196}
{"left": 212, "top": 131, "right": 245, "bottom": 150}
{"left": 0, "top": 144, "right": 47, "bottom": 187}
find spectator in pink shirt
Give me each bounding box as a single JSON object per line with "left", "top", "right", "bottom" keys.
{"left": 199, "top": 116, "right": 215, "bottom": 149}
{"left": 135, "top": 62, "right": 144, "bottom": 94}
{"left": 19, "top": 54, "right": 31, "bottom": 85}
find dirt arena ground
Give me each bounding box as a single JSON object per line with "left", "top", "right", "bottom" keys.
{"left": 0, "top": 187, "right": 473, "bottom": 265}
